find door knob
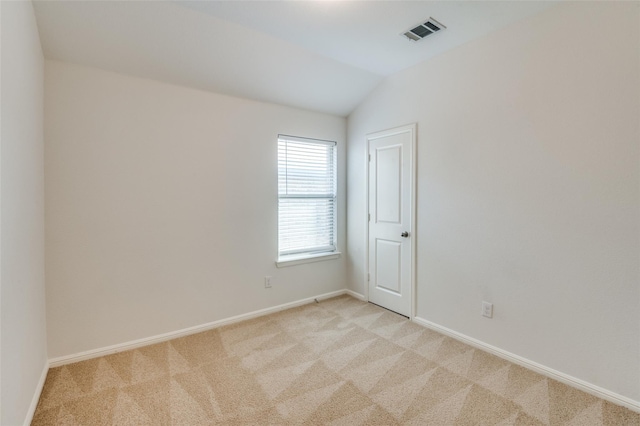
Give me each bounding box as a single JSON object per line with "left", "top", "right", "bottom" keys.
{"left": 401, "top": 231, "right": 409, "bottom": 238}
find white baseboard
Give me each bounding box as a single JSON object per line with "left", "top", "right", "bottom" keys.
{"left": 412, "top": 316, "right": 640, "bottom": 414}
{"left": 24, "top": 360, "right": 49, "bottom": 426}
{"left": 345, "top": 289, "right": 366, "bottom": 301}
{"left": 49, "top": 289, "right": 349, "bottom": 368}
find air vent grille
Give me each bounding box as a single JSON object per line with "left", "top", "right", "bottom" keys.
{"left": 403, "top": 18, "right": 445, "bottom": 42}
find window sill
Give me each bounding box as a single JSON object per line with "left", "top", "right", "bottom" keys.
{"left": 276, "top": 252, "right": 342, "bottom": 268}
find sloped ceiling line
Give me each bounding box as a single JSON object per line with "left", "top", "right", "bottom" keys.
{"left": 33, "top": 1, "right": 556, "bottom": 116}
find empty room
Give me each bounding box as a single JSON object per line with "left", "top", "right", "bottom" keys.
{"left": 2, "top": 0, "right": 639, "bottom": 424}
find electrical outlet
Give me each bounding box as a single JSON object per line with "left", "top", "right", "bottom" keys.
{"left": 264, "top": 276, "right": 272, "bottom": 289}
{"left": 482, "top": 301, "right": 493, "bottom": 318}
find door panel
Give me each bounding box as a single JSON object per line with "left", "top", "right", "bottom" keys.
{"left": 375, "top": 239, "right": 401, "bottom": 294}
{"left": 375, "top": 146, "right": 402, "bottom": 224}
{"left": 367, "top": 124, "right": 415, "bottom": 317}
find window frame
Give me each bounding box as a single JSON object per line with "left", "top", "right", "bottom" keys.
{"left": 276, "top": 134, "right": 340, "bottom": 267}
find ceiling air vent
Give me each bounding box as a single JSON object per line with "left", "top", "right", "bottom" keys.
{"left": 402, "top": 18, "right": 446, "bottom": 42}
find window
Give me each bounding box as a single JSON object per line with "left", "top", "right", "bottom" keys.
{"left": 278, "top": 135, "right": 338, "bottom": 264}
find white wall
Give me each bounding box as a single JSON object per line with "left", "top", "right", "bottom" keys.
{"left": 1, "top": 1, "right": 48, "bottom": 424}
{"left": 347, "top": 2, "right": 640, "bottom": 403}
{"left": 45, "top": 61, "right": 347, "bottom": 359}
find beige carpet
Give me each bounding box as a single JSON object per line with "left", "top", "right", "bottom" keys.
{"left": 32, "top": 295, "right": 639, "bottom": 425}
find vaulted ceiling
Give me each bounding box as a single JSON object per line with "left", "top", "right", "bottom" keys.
{"left": 33, "top": 1, "right": 556, "bottom": 116}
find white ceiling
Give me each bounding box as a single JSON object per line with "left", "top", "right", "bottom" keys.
{"left": 33, "top": 1, "right": 556, "bottom": 116}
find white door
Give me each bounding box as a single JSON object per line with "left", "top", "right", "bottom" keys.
{"left": 367, "top": 124, "right": 415, "bottom": 317}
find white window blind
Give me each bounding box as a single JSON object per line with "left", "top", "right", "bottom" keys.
{"left": 278, "top": 135, "right": 337, "bottom": 257}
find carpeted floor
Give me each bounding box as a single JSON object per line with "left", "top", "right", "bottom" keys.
{"left": 32, "top": 295, "right": 639, "bottom": 425}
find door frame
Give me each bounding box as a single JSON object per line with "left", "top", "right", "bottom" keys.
{"left": 364, "top": 123, "right": 417, "bottom": 319}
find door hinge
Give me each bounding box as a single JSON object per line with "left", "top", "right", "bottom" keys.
{"left": 368, "top": 213, "right": 370, "bottom": 222}
{"left": 367, "top": 273, "right": 370, "bottom": 282}
{"left": 368, "top": 154, "right": 371, "bottom": 162}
